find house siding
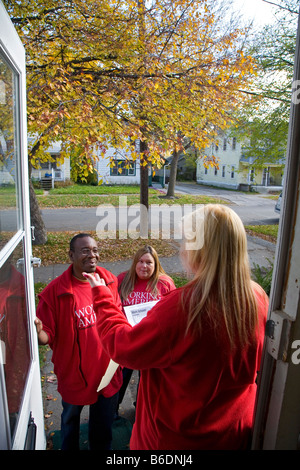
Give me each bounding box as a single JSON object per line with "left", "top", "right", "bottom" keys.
{"left": 197, "top": 137, "right": 241, "bottom": 189}
{"left": 30, "top": 141, "right": 70, "bottom": 181}
{"left": 197, "top": 134, "right": 284, "bottom": 191}
{"left": 95, "top": 145, "right": 141, "bottom": 185}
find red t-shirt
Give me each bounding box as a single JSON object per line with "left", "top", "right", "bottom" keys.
{"left": 117, "top": 272, "right": 176, "bottom": 307}
{"left": 73, "top": 277, "right": 97, "bottom": 329}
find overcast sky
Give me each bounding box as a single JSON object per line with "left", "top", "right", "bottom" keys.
{"left": 235, "top": 0, "right": 278, "bottom": 25}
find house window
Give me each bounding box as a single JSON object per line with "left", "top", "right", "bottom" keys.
{"left": 110, "top": 160, "right": 136, "bottom": 176}
{"left": 204, "top": 166, "right": 208, "bottom": 175}
{"left": 232, "top": 137, "right": 236, "bottom": 150}
{"left": 38, "top": 154, "right": 58, "bottom": 170}
{"left": 222, "top": 165, "right": 226, "bottom": 177}
{"left": 223, "top": 138, "right": 227, "bottom": 151}
{"left": 214, "top": 167, "right": 218, "bottom": 176}
{"left": 231, "top": 166, "right": 235, "bottom": 178}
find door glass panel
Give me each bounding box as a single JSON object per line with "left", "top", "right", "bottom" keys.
{"left": 0, "top": 50, "right": 30, "bottom": 442}
{"left": 0, "top": 240, "right": 31, "bottom": 440}
{"left": 0, "top": 52, "right": 21, "bottom": 248}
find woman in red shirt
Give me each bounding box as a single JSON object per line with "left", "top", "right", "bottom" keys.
{"left": 84, "top": 205, "right": 269, "bottom": 450}
{"left": 116, "top": 245, "right": 175, "bottom": 413}
{"left": 118, "top": 245, "right": 176, "bottom": 307}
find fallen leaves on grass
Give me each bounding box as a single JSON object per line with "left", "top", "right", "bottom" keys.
{"left": 32, "top": 231, "right": 178, "bottom": 266}
{"left": 245, "top": 228, "right": 277, "bottom": 244}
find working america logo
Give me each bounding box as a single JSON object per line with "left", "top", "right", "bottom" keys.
{"left": 75, "top": 303, "right": 97, "bottom": 329}
{"left": 122, "top": 290, "right": 159, "bottom": 306}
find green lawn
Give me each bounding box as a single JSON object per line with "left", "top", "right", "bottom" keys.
{"left": 245, "top": 224, "right": 278, "bottom": 242}
{"left": 36, "top": 183, "right": 228, "bottom": 208}
{"left": 1, "top": 183, "right": 229, "bottom": 208}
{"left": 32, "top": 231, "right": 179, "bottom": 265}
{"left": 49, "top": 184, "right": 157, "bottom": 195}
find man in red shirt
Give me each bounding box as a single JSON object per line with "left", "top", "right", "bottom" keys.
{"left": 35, "top": 233, "right": 122, "bottom": 450}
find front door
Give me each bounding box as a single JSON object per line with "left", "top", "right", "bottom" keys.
{"left": 0, "top": 3, "right": 45, "bottom": 449}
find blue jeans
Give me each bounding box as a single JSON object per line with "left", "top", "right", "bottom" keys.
{"left": 61, "top": 393, "right": 119, "bottom": 450}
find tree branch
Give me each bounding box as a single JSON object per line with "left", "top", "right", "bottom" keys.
{"left": 262, "top": 0, "right": 299, "bottom": 15}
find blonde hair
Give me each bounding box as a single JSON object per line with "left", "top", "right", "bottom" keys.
{"left": 119, "top": 245, "right": 168, "bottom": 302}
{"left": 181, "top": 204, "right": 258, "bottom": 349}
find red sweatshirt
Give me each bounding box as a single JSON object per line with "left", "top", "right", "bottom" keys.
{"left": 117, "top": 272, "right": 176, "bottom": 306}
{"left": 91, "top": 281, "right": 269, "bottom": 450}
{"left": 36, "top": 265, "right": 122, "bottom": 405}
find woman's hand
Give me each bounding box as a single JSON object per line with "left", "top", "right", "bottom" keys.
{"left": 82, "top": 272, "right": 106, "bottom": 288}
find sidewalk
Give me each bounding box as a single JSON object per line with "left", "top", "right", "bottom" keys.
{"left": 42, "top": 347, "right": 137, "bottom": 450}
{"left": 38, "top": 234, "right": 276, "bottom": 450}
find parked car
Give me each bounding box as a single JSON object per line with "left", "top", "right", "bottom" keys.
{"left": 275, "top": 192, "right": 282, "bottom": 213}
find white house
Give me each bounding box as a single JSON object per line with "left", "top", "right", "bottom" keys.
{"left": 30, "top": 139, "right": 147, "bottom": 186}
{"left": 197, "top": 134, "right": 284, "bottom": 192}
{"left": 95, "top": 142, "right": 141, "bottom": 185}
{"left": 30, "top": 140, "right": 70, "bottom": 187}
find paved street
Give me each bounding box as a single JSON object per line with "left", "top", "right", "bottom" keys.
{"left": 1, "top": 183, "right": 279, "bottom": 232}
{"left": 33, "top": 183, "right": 278, "bottom": 283}
{"left": 173, "top": 182, "right": 280, "bottom": 226}
{"left": 40, "top": 183, "right": 280, "bottom": 232}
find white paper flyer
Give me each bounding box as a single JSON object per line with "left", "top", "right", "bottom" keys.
{"left": 124, "top": 300, "right": 159, "bottom": 326}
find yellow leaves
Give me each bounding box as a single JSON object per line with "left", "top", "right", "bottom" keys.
{"left": 13, "top": 0, "right": 256, "bottom": 173}
{"left": 203, "top": 154, "right": 220, "bottom": 169}
{"left": 64, "top": 110, "right": 71, "bottom": 119}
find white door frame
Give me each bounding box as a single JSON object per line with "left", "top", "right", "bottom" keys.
{"left": 0, "top": 2, "right": 45, "bottom": 450}
{"left": 252, "top": 10, "right": 300, "bottom": 449}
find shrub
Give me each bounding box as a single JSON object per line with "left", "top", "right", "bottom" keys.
{"left": 251, "top": 260, "right": 273, "bottom": 295}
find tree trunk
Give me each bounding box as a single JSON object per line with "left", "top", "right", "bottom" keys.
{"left": 166, "top": 149, "right": 179, "bottom": 198}
{"left": 139, "top": 139, "right": 149, "bottom": 238}
{"left": 28, "top": 170, "right": 47, "bottom": 245}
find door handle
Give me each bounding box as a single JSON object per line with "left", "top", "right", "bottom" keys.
{"left": 16, "top": 257, "right": 41, "bottom": 268}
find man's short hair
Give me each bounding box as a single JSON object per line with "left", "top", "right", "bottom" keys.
{"left": 69, "top": 233, "right": 94, "bottom": 251}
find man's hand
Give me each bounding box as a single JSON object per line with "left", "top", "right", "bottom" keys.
{"left": 34, "top": 317, "right": 49, "bottom": 345}
{"left": 34, "top": 317, "right": 43, "bottom": 334}
{"left": 82, "top": 272, "right": 106, "bottom": 288}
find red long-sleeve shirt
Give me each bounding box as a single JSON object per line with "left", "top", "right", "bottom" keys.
{"left": 91, "top": 281, "right": 268, "bottom": 450}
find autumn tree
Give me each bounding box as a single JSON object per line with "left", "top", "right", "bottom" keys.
{"left": 5, "top": 0, "right": 255, "bottom": 241}
{"left": 233, "top": 0, "right": 298, "bottom": 166}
